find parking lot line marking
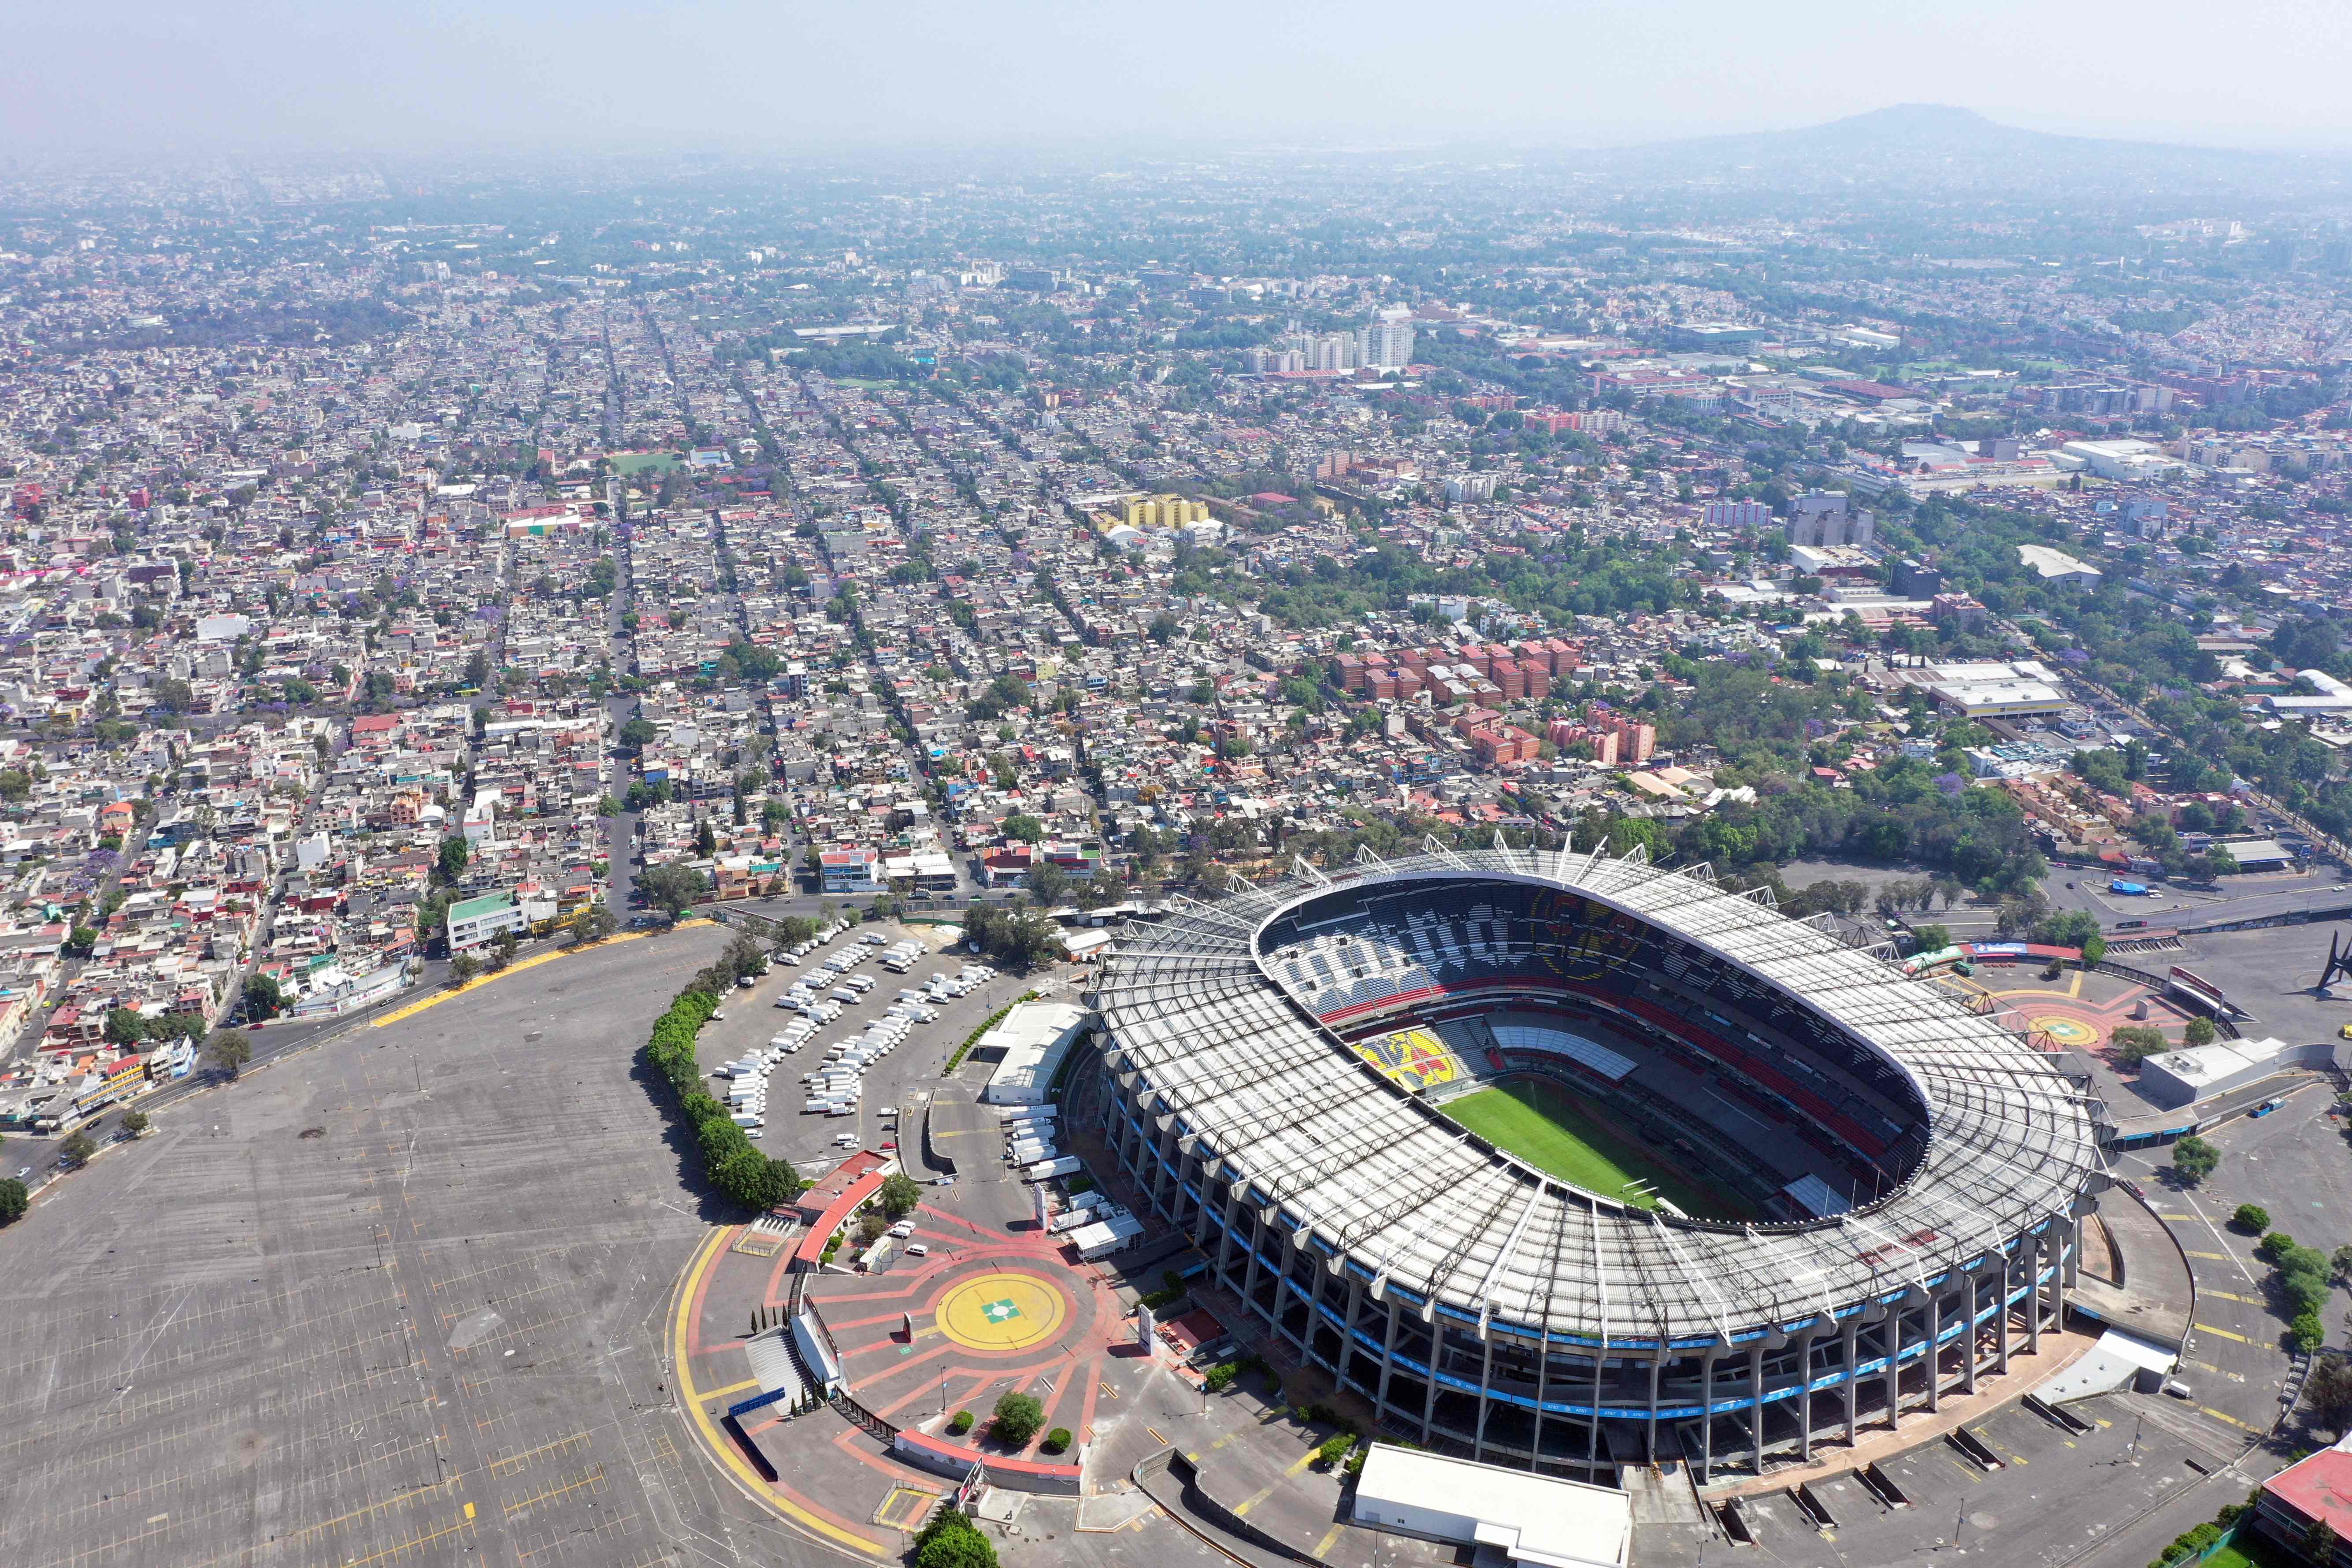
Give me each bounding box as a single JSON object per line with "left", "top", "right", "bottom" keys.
{"left": 1312, "top": 1524, "right": 1343, "bottom": 1559}
{"left": 2204, "top": 1290, "right": 2261, "bottom": 1305}
{"left": 2175, "top": 1195, "right": 2260, "bottom": 1286}
{"left": 2186, "top": 1251, "right": 2236, "bottom": 1261}
{"left": 488, "top": 1429, "right": 594, "bottom": 1477}
{"left": 1147, "top": 1427, "right": 1165, "bottom": 1444}
{"left": 670, "top": 1227, "right": 887, "bottom": 1557}
{"left": 701, "top": 1378, "right": 760, "bottom": 1401}
{"left": 2204, "top": 1406, "right": 2259, "bottom": 1432}
{"left": 2193, "top": 1323, "right": 2249, "bottom": 1343}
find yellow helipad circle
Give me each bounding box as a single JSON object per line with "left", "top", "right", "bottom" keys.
{"left": 2031, "top": 1015, "right": 2101, "bottom": 1047}
{"left": 935, "top": 1272, "right": 1067, "bottom": 1353}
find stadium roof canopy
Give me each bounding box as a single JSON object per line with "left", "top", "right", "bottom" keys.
{"left": 1091, "top": 845, "right": 2105, "bottom": 1346}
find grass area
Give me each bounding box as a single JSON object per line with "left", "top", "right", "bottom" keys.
{"left": 611, "top": 452, "right": 682, "bottom": 474}
{"left": 1441, "top": 1078, "right": 1750, "bottom": 1219}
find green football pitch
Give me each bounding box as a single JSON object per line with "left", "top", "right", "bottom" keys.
{"left": 1440, "top": 1078, "right": 1750, "bottom": 1219}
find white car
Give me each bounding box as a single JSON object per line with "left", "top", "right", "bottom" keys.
{"left": 889, "top": 1220, "right": 916, "bottom": 1238}
{"left": 905, "top": 1243, "right": 929, "bottom": 1257}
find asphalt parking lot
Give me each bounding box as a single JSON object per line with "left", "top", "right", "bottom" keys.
{"left": 687, "top": 922, "right": 1038, "bottom": 1179}
{"left": 0, "top": 923, "right": 842, "bottom": 1568}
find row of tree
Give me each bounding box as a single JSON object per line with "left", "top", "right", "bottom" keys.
{"left": 640, "top": 935, "right": 803, "bottom": 1212}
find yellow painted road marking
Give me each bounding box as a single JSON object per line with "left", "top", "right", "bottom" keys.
{"left": 371, "top": 934, "right": 651, "bottom": 1027}
{"left": 2193, "top": 1323, "right": 2249, "bottom": 1343}
{"left": 1312, "top": 1524, "right": 1343, "bottom": 1560}
{"left": 701, "top": 1378, "right": 761, "bottom": 1401}
{"left": 671, "top": 1228, "right": 886, "bottom": 1557}
{"left": 463, "top": 1502, "right": 475, "bottom": 1520}
{"left": 1146, "top": 1428, "right": 1165, "bottom": 1445}
{"left": 1233, "top": 1453, "right": 1319, "bottom": 1519}
{"left": 2186, "top": 1251, "right": 2237, "bottom": 1261}
{"left": 2204, "top": 1290, "right": 2262, "bottom": 1305}
{"left": 2204, "top": 1406, "right": 2259, "bottom": 1432}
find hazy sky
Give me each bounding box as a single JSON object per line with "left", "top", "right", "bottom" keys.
{"left": 14, "top": 0, "right": 2352, "bottom": 158}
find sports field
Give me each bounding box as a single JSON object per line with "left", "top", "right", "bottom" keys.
{"left": 1442, "top": 1076, "right": 1748, "bottom": 1218}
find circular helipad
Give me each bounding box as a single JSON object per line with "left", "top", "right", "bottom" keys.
{"left": 2029, "top": 1015, "right": 2102, "bottom": 1047}
{"left": 934, "top": 1271, "right": 1068, "bottom": 1353}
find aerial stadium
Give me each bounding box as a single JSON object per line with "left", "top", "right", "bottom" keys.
{"left": 1075, "top": 844, "right": 2108, "bottom": 1487}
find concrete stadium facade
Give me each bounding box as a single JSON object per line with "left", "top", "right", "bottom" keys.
{"left": 1074, "top": 845, "right": 2108, "bottom": 1485}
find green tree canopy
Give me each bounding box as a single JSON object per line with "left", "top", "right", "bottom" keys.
{"left": 991, "top": 1390, "right": 1044, "bottom": 1448}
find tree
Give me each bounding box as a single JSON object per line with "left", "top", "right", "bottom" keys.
{"left": 102, "top": 1007, "right": 148, "bottom": 1046}
{"left": 60, "top": 1130, "right": 96, "bottom": 1165}
{"left": 1001, "top": 813, "right": 1044, "bottom": 843}
{"left": 2312, "top": 1519, "right": 2343, "bottom": 1567}
{"left": 618, "top": 716, "right": 658, "bottom": 752}
{"left": 486, "top": 928, "right": 519, "bottom": 971}
{"left": 878, "top": 1173, "right": 923, "bottom": 1219}
{"left": 2171, "top": 1134, "right": 2220, "bottom": 1185}
{"left": 437, "top": 834, "right": 471, "bottom": 886}
{"left": 207, "top": 1028, "right": 252, "bottom": 1079}
{"left": 1910, "top": 923, "right": 1951, "bottom": 953}
{"left": 2308, "top": 1355, "right": 2352, "bottom": 1438}
{"left": 695, "top": 817, "right": 718, "bottom": 858}
{"left": 723, "top": 933, "right": 768, "bottom": 982}
{"left": 912, "top": 1510, "right": 998, "bottom": 1568}
{"left": 122, "top": 1111, "right": 149, "bottom": 1136}
{"left": 2184, "top": 1016, "right": 2218, "bottom": 1047}
{"left": 2233, "top": 1204, "right": 2271, "bottom": 1234}
{"left": 571, "top": 905, "right": 616, "bottom": 945}
{"left": 639, "top": 861, "right": 706, "bottom": 920}
{"left": 2033, "top": 909, "right": 2101, "bottom": 953}
{"left": 242, "top": 973, "right": 284, "bottom": 1020}
{"left": 447, "top": 953, "right": 482, "bottom": 987}
{"left": 65, "top": 925, "right": 100, "bottom": 957}
{"left": 990, "top": 1390, "right": 1044, "bottom": 1448}
{"left": 2109, "top": 1025, "right": 2169, "bottom": 1067}
{"left": 0, "top": 1176, "right": 24, "bottom": 1225}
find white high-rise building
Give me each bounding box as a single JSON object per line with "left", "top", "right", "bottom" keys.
{"left": 1358, "top": 316, "right": 1417, "bottom": 370}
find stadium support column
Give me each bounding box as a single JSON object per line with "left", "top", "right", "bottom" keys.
{"left": 1529, "top": 1336, "right": 1551, "bottom": 1472}
{"left": 1747, "top": 1339, "right": 1767, "bottom": 1475}
{"left": 1303, "top": 1243, "right": 1331, "bottom": 1361}
{"left": 1148, "top": 1120, "right": 1177, "bottom": 1219}
{"left": 1334, "top": 1272, "right": 1365, "bottom": 1391}
{"left": 1644, "top": 1354, "right": 1662, "bottom": 1463}
{"left": 1274, "top": 1223, "right": 1306, "bottom": 1351}
{"left": 1795, "top": 1322, "right": 1823, "bottom": 1463}
{"left": 1925, "top": 1290, "right": 1942, "bottom": 1415}
{"left": 1840, "top": 1316, "right": 1862, "bottom": 1446}
{"left": 1697, "top": 1348, "right": 1720, "bottom": 1483}
{"left": 1214, "top": 1186, "right": 1245, "bottom": 1290}
{"left": 1418, "top": 1322, "right": 1439, "bottom": 1445}
{"left": 1961, "top": 1267, "right": 1981, "bottom": 1395}
{"left": 2025, "top": 1228, "right": 2045, "bottom": 1356}
{"left": 1472, "top": 1329, "right": 1495, "bottom": 1462}
{"left": 1886, "top": 1294, "right": 1917, "bottom": 1434}
{"left": 2050, "top": 1215, "right": 2072, "bottom": 1331}
{"left": 1187, "top": 1149, "right": 1216, "bottom": 1248}
{"left": 1242, "top": 1209, "right": 1270, "bottom": 1324}
{"left": 1113, "top": 1090, "right": 1142, "bottom": 1175}
{"left": 1373, "top": 1296, "right": 1403, "bottom": 1425}
{"left": 1995, "top": 1246, "right": 2013, "bottom": 1377}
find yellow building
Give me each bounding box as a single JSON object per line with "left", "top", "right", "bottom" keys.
{"left": 1122, "top": 493, "right": 1209, "bottom": 529}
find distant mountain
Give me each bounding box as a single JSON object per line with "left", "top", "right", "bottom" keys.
{"left": 1565, "top": 102, "right": 2352, "bottom": 209}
